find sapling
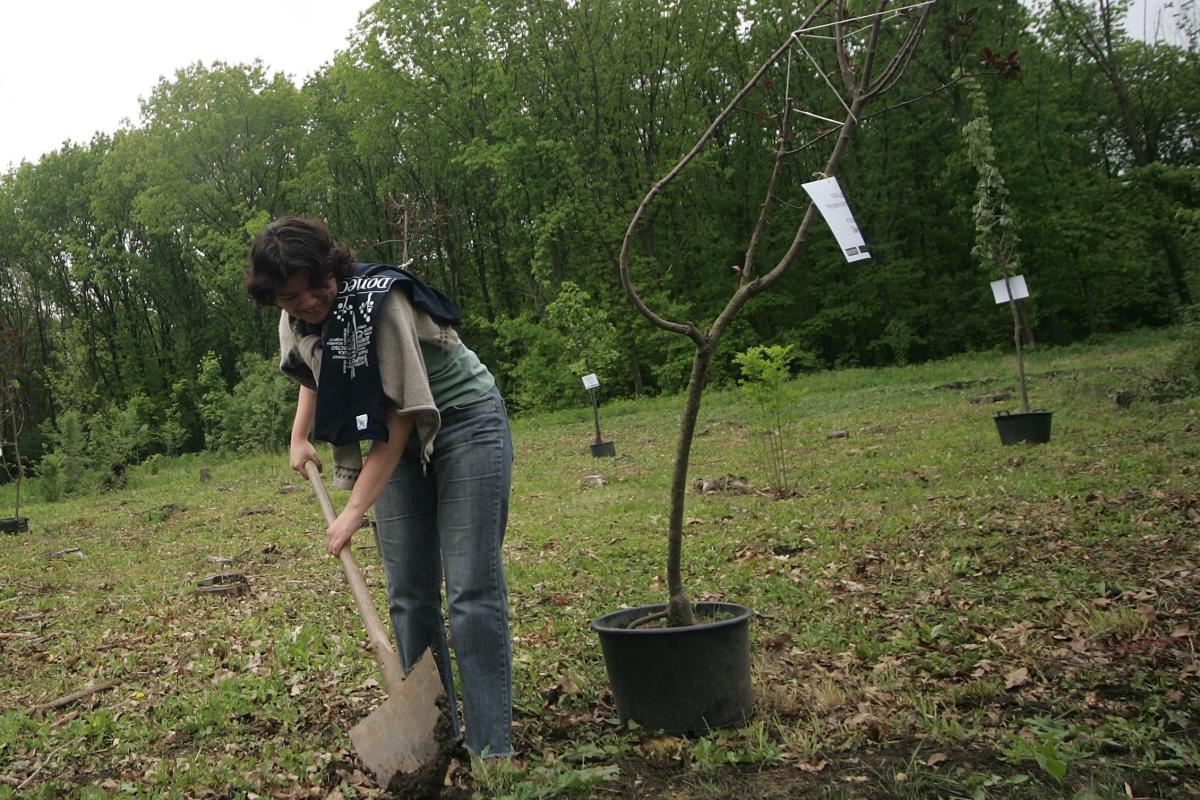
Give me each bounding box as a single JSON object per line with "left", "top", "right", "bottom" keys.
{"left": 0, "top": 317, "right": 26, "bottom": 523}
{"left": 960, "top": 73, "right": 1030, "bottom": 412}
{"left": 0, "top": 394, "right": 23, "bottom": 522}
{"left": 619, "top": 0, "right": 936, "bottom": 627}
{"left": 733, "top": 345, "right": 804, "bottom": 495}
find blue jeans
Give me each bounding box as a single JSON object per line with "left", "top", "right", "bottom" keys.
{"left": 373, "top": 385, "right": 514, "bottom": 758}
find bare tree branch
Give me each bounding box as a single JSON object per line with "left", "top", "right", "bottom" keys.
{"left": 867, "top": 1, "right": 936, "bottom": 96}
{"left": 618, "top": 0, "right": 835, "bottom": 340}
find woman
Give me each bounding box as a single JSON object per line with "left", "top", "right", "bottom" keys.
{"left": 244, "top": 216, "right": 514, "bottom": 759}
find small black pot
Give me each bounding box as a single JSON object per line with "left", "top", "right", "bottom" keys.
{"left": 591, "top": 602, "right": 754, "bottom": 735}
{"left": 590, "top": 441, "right": 616, "bottom": 458}
{"left": 994, "top": 410, "right": 1053, "bottom": 445}
{"left": 0, "top": 517, "right": 29, "bottom": 534}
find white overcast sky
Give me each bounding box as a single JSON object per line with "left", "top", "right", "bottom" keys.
{"left": 0, "top": 0, "right": 1185, "bottom": 172}
{"left": 0, "top": 0, "right": 371, "bottom": 170}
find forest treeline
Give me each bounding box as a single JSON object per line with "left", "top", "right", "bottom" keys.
{"left": 1, "top": 0, "right": 1198, "bottom": 488}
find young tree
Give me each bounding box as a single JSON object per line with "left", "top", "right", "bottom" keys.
{"left": 620, "top": 0, "right": 936, "bottom": 627}
{"left": 0, "top": 314, "right": 26, "bottom": 521}
{"left": 960, "top": 74, "right": 1030, "bottom": 411}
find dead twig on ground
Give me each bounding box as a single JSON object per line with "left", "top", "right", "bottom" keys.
{"left": 26, "top": 678, "right": 122, "bottom": 716}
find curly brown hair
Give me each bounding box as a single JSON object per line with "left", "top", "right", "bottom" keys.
{"left": 244, "top": 217, "right": 356, "bottom": 308}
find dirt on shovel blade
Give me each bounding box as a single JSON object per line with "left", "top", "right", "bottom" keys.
{"left": 380, "top": 694, "right": 458, "bottom": 799}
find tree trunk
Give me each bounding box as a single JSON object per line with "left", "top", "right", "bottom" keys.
{"left": 1082, "top": 276, "right": 1099, "bottom": 335}
{"left": 876, "top": 281, "right": 894, "bottom": 322}
{"left": 1016, "top": 299, "right": 1037, "bottom": 353}
{"left": 11, "top": 437, "right": 20, "bottom": 521}
{"left": 1158, "top": 230, "right": 1193, "bottom": 307}
{"left": 1009, "top": 283, "right": 1030, "bottom": 413}
{"left": 665, "top": 346, "right": 712, "bottom": 629}
{"left": 1042, "top": 304, "right": 1065, "bottom": 346}
{"left": 627, "top": 324, "right": 644, "bottom": 397}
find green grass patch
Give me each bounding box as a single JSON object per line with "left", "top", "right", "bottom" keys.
{"left": 2, "top": 333, "right": 1199, "bottom": 798}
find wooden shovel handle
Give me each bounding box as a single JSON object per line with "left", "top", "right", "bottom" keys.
{"left": 304, "top": 461, "right": 406, "bottom": 693}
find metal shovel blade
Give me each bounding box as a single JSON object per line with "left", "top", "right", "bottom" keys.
{"left": 349, "top": 649, "right": 452, "bottom": 795}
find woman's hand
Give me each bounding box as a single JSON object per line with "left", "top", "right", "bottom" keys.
{"left": 325, "top": 409, "right": 415, "bottom": 556}
{"left": 291, "top": 437, "right": 320, "bottom": 475}
{"left": 326, "top": 508, "right": 362, "bottom": 556}
{"left": 290, "top": 386, "right": 320, "bottom": 474}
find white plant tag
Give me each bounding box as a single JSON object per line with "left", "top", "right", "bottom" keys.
{"left": 801, "top": 176, "right": 871, "bottom": 263}
{"left": 990, "top": 275, "right": 1029, "bottom": 304}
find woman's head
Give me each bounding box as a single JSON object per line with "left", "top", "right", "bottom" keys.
{"left": 244, "top": 217, "right": 356, "bottom": 309}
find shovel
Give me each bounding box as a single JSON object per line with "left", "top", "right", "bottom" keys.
{"left": 304, "top": 461, "right": 455, "bottom": 797}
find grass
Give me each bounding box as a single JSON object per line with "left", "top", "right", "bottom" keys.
{"left": 2, "top": 328, "right": 1199, "bottom": 798}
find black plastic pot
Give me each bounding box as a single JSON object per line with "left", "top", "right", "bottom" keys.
{"left": 590, "top": 441, "right": 616, "bottom": 458}
{"left": 993, "top": 410, "right": 1053, "bottom": 445}
{"left": 0, "top": 517, "right": 29, "bottom": 534}
{"left": 591, "top": 602, "right": 754, "bottom": 735}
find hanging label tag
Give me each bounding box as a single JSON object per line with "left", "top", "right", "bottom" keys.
{"left": 801, "top": 176, "right": 871, "bottom": 263}
{"left": 990, "top": 275, "right": 1029, "bottom": 304}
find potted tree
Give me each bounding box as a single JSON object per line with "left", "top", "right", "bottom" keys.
{"left": 591, "top": 0, "right": 935, "bottom": 734}
{"left": 0, "top": 316, "right": 28, "bottom": 534}
{"left": 960, "top": 74, "right": 1052, "bottom": 445}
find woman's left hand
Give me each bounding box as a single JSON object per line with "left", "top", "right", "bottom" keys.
{"left": 326, "top": 510, "right": 362, "bottom": 556}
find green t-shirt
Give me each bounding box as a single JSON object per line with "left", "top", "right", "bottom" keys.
{"left": 421, "top": 340, "right": 495, "bottom": 412}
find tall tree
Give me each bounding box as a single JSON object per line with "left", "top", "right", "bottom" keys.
{"left": 1049, "top": 0, "right": 1198, "bottom": 305}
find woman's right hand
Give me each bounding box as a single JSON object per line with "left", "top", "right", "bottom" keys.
{"left": 290, "top": 386, "right": 320, "bottom": 475}
{"left": 290, "top": 438, "right": 321, "bottom": 475}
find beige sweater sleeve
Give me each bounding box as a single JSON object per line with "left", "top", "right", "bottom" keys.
{"left": 375, "top": 289, "right": 442, "bottom": 468}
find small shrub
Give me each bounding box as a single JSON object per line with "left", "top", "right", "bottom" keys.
{"left": 1163, "top": 307, "right": 1200, "bottom": 397}
{"left": 734, "top": 345, "right": 804, "bottom": 494}
{"left": 43, "top": 410, "right": 90, "bottom": 492}
{"left": 35, "top": 452, "right": 65, "bottom": 502}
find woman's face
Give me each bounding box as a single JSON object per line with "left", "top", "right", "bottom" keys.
{"left": 276, "top": 273, "right": 338, "bottom": 324}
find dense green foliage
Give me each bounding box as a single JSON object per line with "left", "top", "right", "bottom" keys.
{"left": 1, "top": 0, "right": 1198, "bottom": 477}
